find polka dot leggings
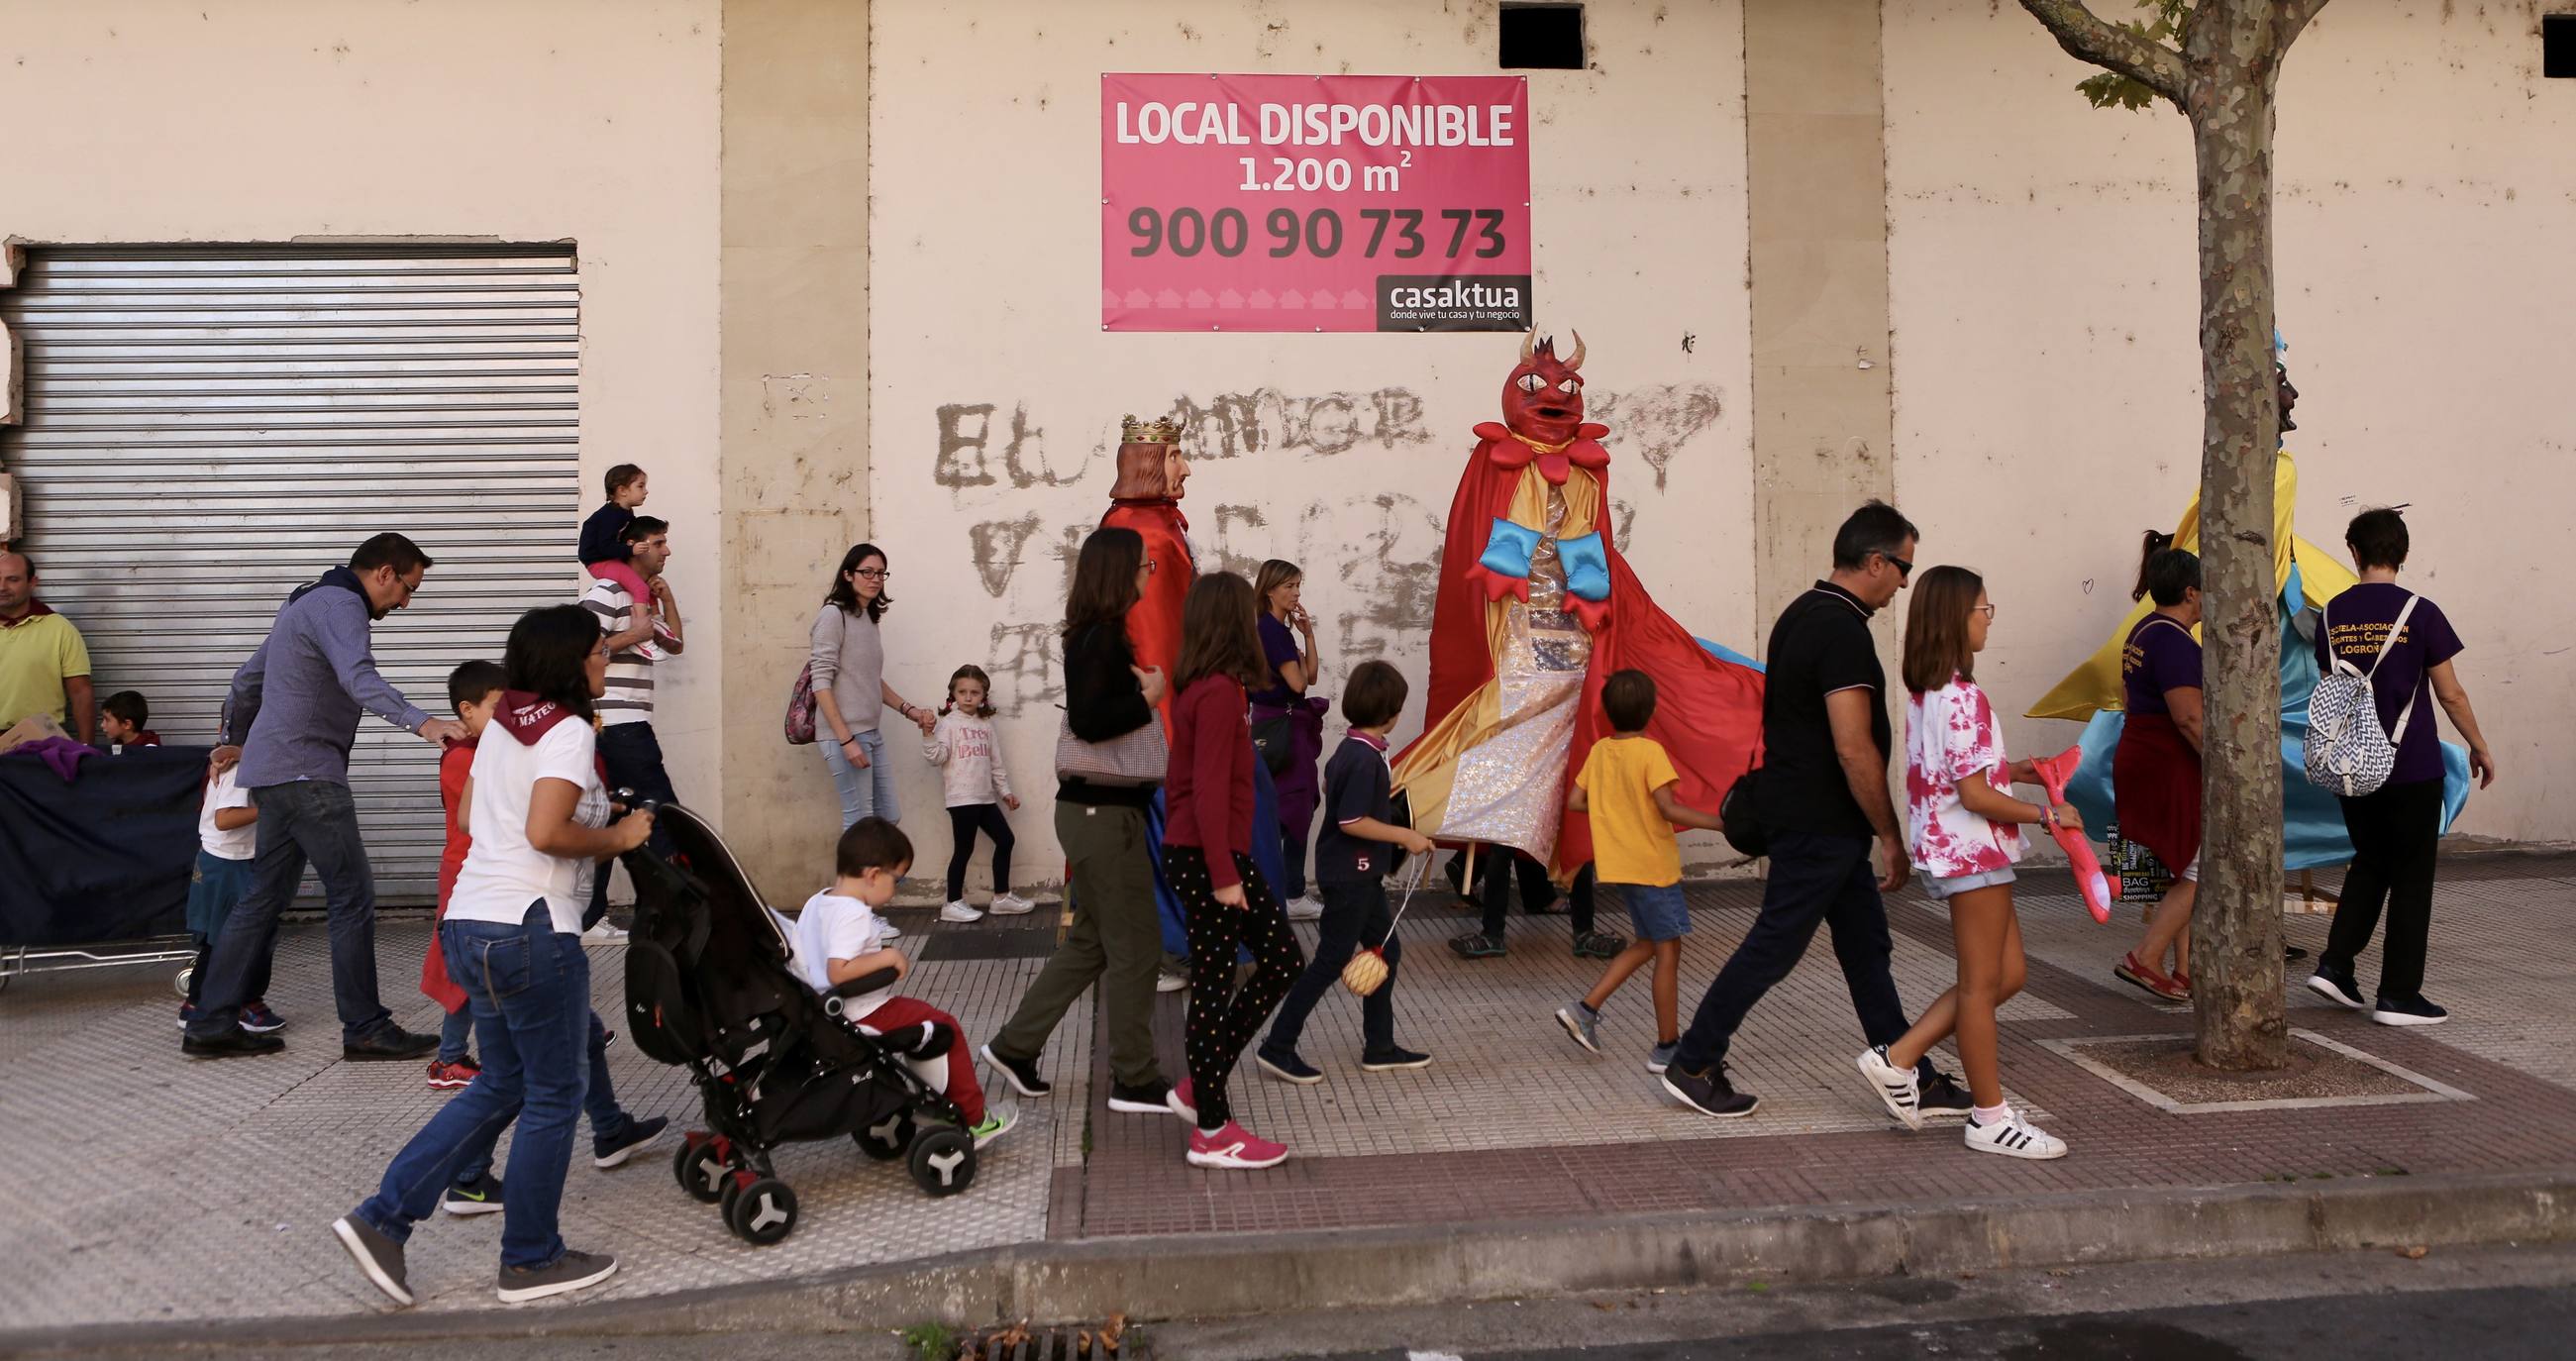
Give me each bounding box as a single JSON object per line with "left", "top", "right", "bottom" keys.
{"left": 1167, "top": 844, "right": 1305, "bottom": 1132}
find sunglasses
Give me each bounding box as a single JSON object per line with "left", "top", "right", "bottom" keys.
{"left": 1880, "top": 552, "right": 1913, "bottom": 579}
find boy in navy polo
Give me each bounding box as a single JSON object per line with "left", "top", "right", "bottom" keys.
{"left": 1257, "top": 661, "right": 1436, "bottom": 1081}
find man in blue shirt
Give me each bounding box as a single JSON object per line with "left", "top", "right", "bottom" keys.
{"left": 183, "top": 533, "right": 466, "bottom": 1060}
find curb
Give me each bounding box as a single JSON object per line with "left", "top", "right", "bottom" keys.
{"left": 8, "top": 1167, "right": 2573, "bottom": 1352}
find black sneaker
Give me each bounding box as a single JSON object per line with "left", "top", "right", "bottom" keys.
{"left": 1660, "top": 1063, "right": 1759, "bottom": 1118}
{"left": 331, "top": 1213, "right": 414, "bottom": 1307}
{"left": 496, "top": 1248, "right": 617, "bottom": 1304}
{"left": 343, "top": 1027, "right": 440, "bottom": 1062}
{"left": 1916, "top": 1070, "right": 1976, "bottom": 1118}
{"left": 592, "top": 1114, "right": 670, "bottom": 1169}
{"left": 1448, "top": 931, "right": 1506, "bottom": 960}
{"left": 183, "top": 1025, "right": 283, "bottom": 1059}
{"left": 2306, "top": 966, "right": 2367, "bottom": 1010}
{"left": 1571, "top": 930, "right": 1626, "bottom": 960}
{"left": 2373, "top": 995, "right": 2449, "bottom": 1027}
{"left": 980, "top": 1043, "right": 1053, "bottom": 1098}
{"left": 1256, "top": 1049, "right": 1324, "bottom": 1085}
{"left": 441, "top": 1171, "right": 505, "bottom": 1217}
{"left": 1106, "top": 1078, "right": 1180, "bottom": 1114}
{"left": 1360, "top": 1046, "right": 1433, "bottom": 1073}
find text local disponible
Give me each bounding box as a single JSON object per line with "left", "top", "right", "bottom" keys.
{"left": 1113, "top": 100, "right": 1517, "bottom": 148}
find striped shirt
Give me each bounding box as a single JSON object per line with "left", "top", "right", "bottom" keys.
{"left": 579, "top": 576, "right": 656, "bottom": 726}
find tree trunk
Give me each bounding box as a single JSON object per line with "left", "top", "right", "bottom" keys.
{"left": 2183, "top": 6, "right": 2288, "bottom": 1071}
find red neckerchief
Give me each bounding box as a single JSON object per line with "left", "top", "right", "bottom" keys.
{"left": 493, "top": 690, "right": 584, "bottom": 746}
{"left": 0, "top": 600, "right": 58, "bottom": 630}
{"left": 1350, "top": 729, "right": 1390, "bottom": 753}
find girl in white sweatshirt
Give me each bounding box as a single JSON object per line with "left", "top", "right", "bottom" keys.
{"left": 924, "top": 665, "right": 1031, "bottom": 922}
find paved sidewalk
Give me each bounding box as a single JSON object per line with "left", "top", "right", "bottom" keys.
{"left": 5, "top": 852, "right": 2575, "bottom": 1332}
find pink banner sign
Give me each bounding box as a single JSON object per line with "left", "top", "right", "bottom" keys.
{"left": 1102, "top": 73, "right": 1532, "bottom": 334}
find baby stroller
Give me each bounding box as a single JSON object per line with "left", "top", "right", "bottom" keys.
{"left": 620, "top": 802, "right": 979, "bottom": 1246}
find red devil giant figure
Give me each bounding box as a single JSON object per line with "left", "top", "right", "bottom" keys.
{"left": 1392, "top": 334, "right": 1765, "bottom": 880}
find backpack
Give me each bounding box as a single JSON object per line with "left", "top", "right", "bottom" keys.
{"left": 783, "top": 662, "right": 819, "bottom": 746}
{"left": 2303, "top": 593, "right": 2421, "bottom": 798}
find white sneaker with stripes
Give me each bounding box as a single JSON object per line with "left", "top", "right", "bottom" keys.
{"left": 1964, "top": 1110, "right": 2067, "bottom": 1161}
{"left": 1855, "top": 1045, "right": 1922, "bottom": 1130}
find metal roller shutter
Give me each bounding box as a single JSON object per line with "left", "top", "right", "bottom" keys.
{"left": 0, "top": 245, "right": 580, "bottom": 902}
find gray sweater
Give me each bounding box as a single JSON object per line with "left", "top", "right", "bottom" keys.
{"left": 223, "top": 570, "right": 431, "bottom": 788}
{"left": 808, "top": 603, "right": 886, "bottom": 737}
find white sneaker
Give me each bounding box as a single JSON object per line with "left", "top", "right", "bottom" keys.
{"left": 580, "top": 922, "right": 630, "bottom": 945}
{"left": 632, "top": 639, "right": 666, "bottom": 663}
{"left": 939, "top": 900, "right": 985, "bottom": 923}
{"left": 1855, "top": 1045, "right": 1923, "bottom": 1130}
{"left": 1965, "top": 1111, "right": 2067, "bottom": 1161}
{"left": 987, "top": 892, "right": 1037, "bottom": 916}
{"left": 1156, "top": 967, "right": 1190, "bottom": 994}
{"left": 878, "top": 922, "right": 902, "bottom": 940}
{"left": 1285, "top": 894, "right": 1325, "bottom": 921}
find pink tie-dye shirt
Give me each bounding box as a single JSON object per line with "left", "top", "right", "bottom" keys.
{"left": 1905, "top": 675, "right": 2026, "bottom": 880}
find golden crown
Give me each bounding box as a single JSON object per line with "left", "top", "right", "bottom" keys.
{"left": 1120, "top": 414, "right": 1183, "bottom": 445}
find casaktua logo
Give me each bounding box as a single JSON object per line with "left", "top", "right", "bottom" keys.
{"left": 1376, "top": 273, "right": 1533, "bottom": 332}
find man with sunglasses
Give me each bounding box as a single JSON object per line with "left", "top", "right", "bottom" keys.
{"left": 1661, "top": 501, "right": 1972, "bottom": 1120}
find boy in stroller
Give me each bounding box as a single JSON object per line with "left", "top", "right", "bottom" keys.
{"left": 790, "top": 818, "right": 1014, "bottom": 1148}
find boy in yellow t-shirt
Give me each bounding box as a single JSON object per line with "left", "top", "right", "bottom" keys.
{"left": 1554, "top": 671, "right": 1725, "bottom": 1075}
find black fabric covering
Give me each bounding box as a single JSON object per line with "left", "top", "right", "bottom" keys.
{"left": 0, "top": 746, "right": 208, "bottom": 946}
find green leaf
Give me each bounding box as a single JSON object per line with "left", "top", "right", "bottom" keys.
{"left": 2078, "top": 71, "right": 2163, "bottom": 110}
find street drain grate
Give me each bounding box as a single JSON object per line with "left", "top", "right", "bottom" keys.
{"left": 948, "top": 1318, "right": 1143, "bottom": 1360}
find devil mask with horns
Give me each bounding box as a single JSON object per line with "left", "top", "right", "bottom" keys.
{"left": 1391, "top": 331, "right": 1765, "bottom": 883}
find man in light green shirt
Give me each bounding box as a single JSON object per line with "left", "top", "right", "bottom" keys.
{"left": 0, "top": 551, "right": 95, "bottom": 743}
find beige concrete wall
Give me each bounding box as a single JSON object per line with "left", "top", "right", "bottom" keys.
{"left": 1886, "top": 1, "right": 2576, "bottom": 845}
{"left": 719, "top": 0, "right": 871, "bottom": 891}
{"left": 1744, "top": 0, "right": 1894, "bottom": 637}
{"left": 866, "top": 0, "right": 1757, "bottom": 883}
{"left": 0, "top": 0, "right": 728, "bottom": 813}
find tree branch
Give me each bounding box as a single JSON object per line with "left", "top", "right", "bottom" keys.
{"left": 2275, "top": 0, "right": 2333, "bottom": 51}
{"left": 2018, "top": 0, "right": 2190, "bottom": 104}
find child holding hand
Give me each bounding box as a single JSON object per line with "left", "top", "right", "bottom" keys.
{"left": 1256, "top": 661, "right": 1438, "bottom": 1083}
{"left": 578, "top": 464, "right": 667, "bottom": 659}
{"left": 922, "top": 665, "right": 1030, "bottom": 923}
{"left": 1554, "top": 671, "right": 1724, "bottom": 1076}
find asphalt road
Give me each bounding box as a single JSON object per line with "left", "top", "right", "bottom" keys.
{"left": 1326, "top": 1283, "right": 2576, "bottom": 1359}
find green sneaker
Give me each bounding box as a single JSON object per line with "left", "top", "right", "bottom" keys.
{"left": 971, "top": 1108, "right": 1016, "bottom": 1148}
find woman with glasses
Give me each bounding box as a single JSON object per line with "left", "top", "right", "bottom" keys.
{"left": 811, "top": 544, "right": 939, "bottom": 831}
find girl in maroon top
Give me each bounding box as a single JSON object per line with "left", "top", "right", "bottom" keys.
{"left": 2112, "top": 534, "right": 2206, "bottom": 1004}
{"left": 1165, "top": 572, "right": 1305, "bottom": 1170}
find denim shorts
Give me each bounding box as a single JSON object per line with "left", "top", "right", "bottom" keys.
{"left": 1924, "top": 866, "right": 2018, "bottom": 899}
{"left": 1610, "top": 882, "right": 1692, "bottom": 941}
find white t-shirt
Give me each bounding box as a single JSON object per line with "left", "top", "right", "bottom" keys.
{"left": 446, "top": 717, "right": 611, "bottom": 934}
{"left": 198, "top": 767, "right": 257, "bottom": 861}
{"left": 790, "top": 889, "right": 895, "bottom": 1016}
{"left": 1905, "top": 676, "right": 2027, "bottom": 881}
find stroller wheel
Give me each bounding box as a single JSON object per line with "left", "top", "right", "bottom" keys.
{"left": 853, "top": 1111, "right": 916, "bottom": 1162}
{"left": 907, "top": 1126, "right": 979, "bottom": 1198}
{"left": 725, "top": 1176, "right": 798, "bottom": 1245}
{"left": 172, "top": 967, "right": 194, "bottom": 999}
{"left": 674, "top": 1136, "right": 728, "bottom": 1205}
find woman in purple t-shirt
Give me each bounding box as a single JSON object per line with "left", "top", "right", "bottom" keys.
{"left": 2112, "top": 534, "right": 2206, "bottom": 1005}
{"left": 1250, "top": 560, "right": 1328, "bottom": 920}
{"left": 2304, "top": 509, "right": 2497, "bottom": 1027}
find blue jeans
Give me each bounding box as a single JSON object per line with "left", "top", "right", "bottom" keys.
{"left": 1264, "top": 878, "right": 1400, "bottom": 1057}
{"left": 452, "top": 1010, "right": 633, "bottom": 1186}
{"left": 187, "top": 780, "right": 391, "bottom": 1045}
{"left": 589, "top": 720, "right": 682, "bottom": 927}
{"left": 819, "top": 727, "right": 898, "bottom": 828}
{"left": 1673, "top": 831, "right": 1929, "bottom": 1082}
{"left": 356, "top": 903, "right": 590, "bottom": 1270}
{"left": 436, "top": 1006, "right": 474, "bottom": 1065}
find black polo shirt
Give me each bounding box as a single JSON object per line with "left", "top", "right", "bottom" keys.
{"left": 1759, "top": 580, "right": 1887, "bottom": 839}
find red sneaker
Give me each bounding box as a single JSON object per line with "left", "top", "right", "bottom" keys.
{"left": 426, "top": 1057, "right": 481, "bottom": 1090}
{"left": 2114, "top": 952, "right": 2190, "bottom": 1004}
{"left": 1186, "top": 1120, "right": 1288, "bottom": 1170}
